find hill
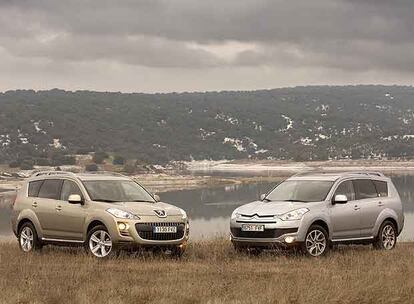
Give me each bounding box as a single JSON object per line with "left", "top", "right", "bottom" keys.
{"left": 1, "top": 85, "right": 414, "bottom": 166}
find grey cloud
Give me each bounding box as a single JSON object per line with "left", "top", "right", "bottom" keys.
{"left": 0, "top": 0, "right": 414, "bottom": 91}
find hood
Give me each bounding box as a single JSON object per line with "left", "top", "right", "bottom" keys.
{"left": 97, "top": 201, "right": 183, "bottom": 216}
{"left": 235, "top": 200, "right": 323, "bottom": 216}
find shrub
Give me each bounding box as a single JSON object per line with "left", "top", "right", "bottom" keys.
{"left": 85, "top": 163, "right": 99, "bottom": 172}
{"left": 113, "top": 155, "right": 125, "bottom": 165}
{"left": 93, "top": 152, "right": 108, "bottom": 164}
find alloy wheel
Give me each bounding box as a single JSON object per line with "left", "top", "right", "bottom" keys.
{"left": 89, "top": 230, "right": 112, "bottom": 258}
{"left": 381, "top": 224, "right": 396, "bottom": 250}
{"left": 20, "top": 226, "right": 34, "bottom": 252}
{"left": 305, "top": 229, "right": 327, "bottom": 257}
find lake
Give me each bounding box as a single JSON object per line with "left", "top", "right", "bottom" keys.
{"left": 1, "top": 173, "right": 414, "bottom": 241}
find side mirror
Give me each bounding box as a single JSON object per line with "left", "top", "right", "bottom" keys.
{"left": 68, "top": 194, "right": 83, "bottom": 205}
{"left": 260, "top": 194, "right": 266, "bottom": 201}
{"left": 153, "top": 194, "right": 160, "bottom": 202}
{"left": 333, "top": 194, "right": 348, "bottom": 204}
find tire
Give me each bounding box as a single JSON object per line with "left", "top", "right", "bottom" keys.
{"left": 18, "top": 222, "right": 42, "bottom": 253}
{"left": 302, "top": 225, "right": 330, "bottom": 257}
{"left": 85, "top": 225, "right": 116, "bottom": 258}
{"left": 170, "top": 245, "right": 186, "bottom": 258}
{"left": 373, "top": 220, "right": 397, "bottom": 250}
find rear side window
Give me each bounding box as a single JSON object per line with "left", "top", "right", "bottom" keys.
{"left": 373, "top": 180, "right": 388, "bottom": 197}
{"left": 353, "top": 179, "right": 378, "bottom": 200}
{"left": 60, "top": 180, "right": 83, "bottom": 201}
{"left": 38, "top": 179, "right": 63, "bottom": 200}
{"left": 28, "top": 180, "right": 44, "bottom": 197}
{"left": 334, "top": 181, "right": 356, "bottom": 201}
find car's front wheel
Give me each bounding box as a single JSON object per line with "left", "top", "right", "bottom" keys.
{"left": 86, "top": 225, "right": 115, "bottom": 258}
{"left": 302, "top": 225, "right": 329, "bottom": 257}
{"left": 18, "top": 222, "right": 42, "bottom": 253}
{"left": 374, "top": 220, "right": 397, "bottom": 250}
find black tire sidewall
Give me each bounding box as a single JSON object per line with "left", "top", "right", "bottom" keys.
{"left": 85, "top": 225, "right": 116, "bottom": 258}
{"left": 18, "top": 222, "right": 41, "bottom": 252}
{"left": 375, "top": 221, "right": 397, "bottom": 250}
{"left": 303, "top": 225, "right": 330, "bottom": 257}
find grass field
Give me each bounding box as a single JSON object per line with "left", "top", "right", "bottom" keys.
{"left": 1, "top": 239, "right": 413, "bottom": 304}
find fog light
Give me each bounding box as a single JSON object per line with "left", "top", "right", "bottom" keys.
{"left": 117, "top": 222, "right": 129, "bottom": 231}
{"left": 285, "top": 236, "right": 295, "bottom": 244}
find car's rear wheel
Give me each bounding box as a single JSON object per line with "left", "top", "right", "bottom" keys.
{"left": 302, "top": 225, "right": 329, "bottom": 257}
{"left": 374, "top": 220, "right": 397, "bottom": 250}
{"left": 86, "top": 225, "right": 115, "bottom": 258}
{"left": 18, "top": 222, "right": 42, "bottom": 253}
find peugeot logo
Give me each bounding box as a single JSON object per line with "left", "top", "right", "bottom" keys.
{"left": 154, "top": 209, "right": 167, "bottom": 218}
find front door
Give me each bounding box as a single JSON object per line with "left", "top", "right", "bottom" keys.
{"left": 54, "top": 180, "right": 87, "bottom": 241}
{"left": 330, "top": 180, "right": 361, "bottom": 240}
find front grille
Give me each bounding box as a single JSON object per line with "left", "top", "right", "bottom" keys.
{"left": 136, "top": 222, "right": 185, "bottom": 241}
{"left": 231, "top": 227, "right": 298, "bottom": 239}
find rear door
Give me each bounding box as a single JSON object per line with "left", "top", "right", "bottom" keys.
{"left": 35, "top": 179, "right": 63, "bottom": 238}
{"left": 54, "top": 179, "right": 87, "bottom": 241}
{"left": 330, "top": 180, "right": 361, "bottom": 239}
{"left": 353, "top": 179, "right": 381, "bottom": 238}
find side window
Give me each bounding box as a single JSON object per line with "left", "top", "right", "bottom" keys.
{"left": 373, "top": 180, "right": 388, "bottom": 197}
{"left": 60, "top": 180, "right": 83, "bottom": 201}
{"left": 334, "top": 181, "right": 355, "bottom": 201}
{"left": 38, "top": 179, "right": 63, "bottom": 200}
{"left": 353, "top": 179, "right": 378, "bottom": 200}
{"left": 28, "top": 180, "right": 44, "bottom": 197}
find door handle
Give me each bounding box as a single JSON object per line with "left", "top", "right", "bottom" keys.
{"left": 354, "top": 205, "right": 360, "bottom": 211}
{"left": 56, "top": 205, "right": 62, "bottom": 211}
{"left": 32, "top": 202, "right": 38, "bottom": 208}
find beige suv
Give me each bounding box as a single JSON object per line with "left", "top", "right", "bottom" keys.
{"left": 11, "top": 171, "right": 189, "bottom": 258}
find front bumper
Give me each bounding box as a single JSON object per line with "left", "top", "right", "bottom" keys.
{"left": 230, "top": 217, "right": 304, "bottom": 248}
{"left": 108, "top": 215, "right": 190, "bottom": 247}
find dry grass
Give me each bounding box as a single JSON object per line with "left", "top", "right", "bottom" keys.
{"left": 1, "top": 239, "right": 414, "bottom": 304}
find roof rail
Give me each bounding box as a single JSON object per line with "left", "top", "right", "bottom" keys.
{"left": 82, "top": 171, "right": 126, "bottom": 177}
{"left": 292, "top": 170, "right": 385, "bottom": 178}
{"left": 344, "top": 171, "right": 385, "bottom": 177}
{"left": 31, "top": 171, "right": 77, "bottom": 177}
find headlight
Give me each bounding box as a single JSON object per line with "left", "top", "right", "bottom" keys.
{"left": 231, "top": 211, "right": 241, "bottom": 220}
{"left": 180, "top": 209, "right": 187, "bottom": 219}
{"left": 280, "top": 208, "right": 309, "bottom": 221}
{"left": 106, "top": 208, "right": 140, "bottom": 220}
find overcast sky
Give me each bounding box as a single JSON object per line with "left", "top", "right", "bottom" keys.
{"left": 0, "top": 0, "right": 413, "bottom": 93}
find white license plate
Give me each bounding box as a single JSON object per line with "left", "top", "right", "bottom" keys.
{"left": 154, "top": 226, "right": 177, "bottom": 233}
{"left": 241, "top": 224, "right": 265, "bottom": 232}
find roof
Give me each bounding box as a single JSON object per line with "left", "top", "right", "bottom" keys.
{"left": 288, "top": 171, "right": 388, "bottom": 182}
{"left": 29, "top": 171, "right": 130, "bottom": 181}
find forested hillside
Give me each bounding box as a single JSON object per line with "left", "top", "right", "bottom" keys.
{"left": 1, "top": 85, "right": 414, "bottom": 166}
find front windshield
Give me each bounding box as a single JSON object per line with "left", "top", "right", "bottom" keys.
{"left": 83, "top": 180, "right": 155, "bottom": 203}
{"left": 265, "top": 180, "right": 334, "bottom": 203}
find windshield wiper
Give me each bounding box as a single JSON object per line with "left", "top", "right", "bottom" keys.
{"left": 130, "top": 200, "right": 155, "bottom": 203}
{"left": 262, "top": 197, "right": 272, "bottom": 202}
{"left": 282, "top": 199, "right": 309, "bottom": 203}
{"left": 94, "top": 199, "right": 122, "bottom": 203}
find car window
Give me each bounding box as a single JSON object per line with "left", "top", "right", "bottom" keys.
{"left": 60, "top": 180, "right": 83, "bottom": 201}
{"left": 334, "top": 180, "right": 355, "bottom": 201}
{"left": 373, "top": 180, "right": 388, "bottom": 197}
{"left": 38, "top": 179, "right": 63, "bottom": 200}
{"left": 28, "top": 180, "right": 44, "bottom": 197}
{"left": 353, "top": 179, "right": 378, "bottom": 200}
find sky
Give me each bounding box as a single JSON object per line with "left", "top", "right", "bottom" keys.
{"left": 0, "top": 0, "right": 413, "bottom": 93}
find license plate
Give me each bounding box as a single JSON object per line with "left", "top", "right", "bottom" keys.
{"left": 241, "top": 224, "right": 265, "bottom": 232}
{"left": 154, "top": 226, "right": 177, "bottom": 233}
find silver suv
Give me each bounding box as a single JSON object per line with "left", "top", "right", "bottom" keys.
{"left": 230, "top": 171, "right": 404, "bottom": 256}
{"left": 11, "top": 171, "right": 189, "bottom": 258}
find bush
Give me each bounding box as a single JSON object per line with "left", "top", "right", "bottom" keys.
{"left": 113, "top": 155, "right": 125, "bottom": 165}
{"left": 20, "top": 160, "right": 34, "bottom": 170}
{"left": 123, "top": 163, "right": 136, "bottom": 174}
{"left": 9, "top": 161, "right": 20, "bottom": 168}
{"left": 85, "top": 164, "right": 99, "bottom": 172}
{"left": 93, "top": 152, "right": 108, "bottom": 164}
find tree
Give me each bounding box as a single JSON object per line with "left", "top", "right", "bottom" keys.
{"left": 93, "top": 151, "right": 108, "bottom": 164}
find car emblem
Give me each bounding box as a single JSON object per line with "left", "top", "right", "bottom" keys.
{"left": 154, "top": 209, "right": 167, "bottom": 217}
